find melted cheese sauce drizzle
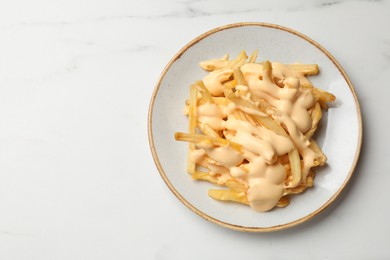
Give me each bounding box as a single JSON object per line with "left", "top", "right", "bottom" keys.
{"left": 193, "top": 61, "right": 319, "bottom": 212}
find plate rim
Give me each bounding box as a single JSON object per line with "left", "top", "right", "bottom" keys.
{"left": 148, "top": 22, "right": 363, "bottom": 232}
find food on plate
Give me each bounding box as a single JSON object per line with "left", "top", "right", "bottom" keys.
{"left": 174, "top": 50, "right": 335, "bottom": 212}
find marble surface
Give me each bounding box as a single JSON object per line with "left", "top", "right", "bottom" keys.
{"left": 0, "top": 0, "right": 389, "bottom": 259}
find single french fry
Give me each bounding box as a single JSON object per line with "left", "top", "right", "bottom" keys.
{"left": 306, "top": 102, "right": 322, "bottom": 139}
{"left": 188, "top": 85, "right": 198, "bottom": 134}
{"left": 187, "top": 85, "right": 198, "bottom": 174}
{"left": 192, "top": 171, "right": 220, "bottom": 185}
{"left": 286, "top": 148, "right": 302, "bottom": 188}
{"left": 287, "top": 64, "right": 319, "bottom": 75}
{"left": 174, "top": 132, "right": 242, "bottom": 152}
{"left": 208, "top": 189, "right": 249, "bottom": 205}
{"left": 248, "top": 49, "right": 259, "bottom": 63}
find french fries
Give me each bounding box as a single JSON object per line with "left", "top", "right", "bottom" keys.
{"left": 175, "top": 50, "right": 335, "bottom": 212}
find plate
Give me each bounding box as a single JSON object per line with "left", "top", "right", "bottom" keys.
{"left": 148, "top": 22, "right": 362, "bottom": 232}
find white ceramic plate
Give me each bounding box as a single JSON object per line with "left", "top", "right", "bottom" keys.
{"left": 148, "top": 23, "right": 362, "bottom": 232}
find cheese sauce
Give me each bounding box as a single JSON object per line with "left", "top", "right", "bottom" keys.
{"left": 193, "top": 61, "right": 319, "bottom": 212}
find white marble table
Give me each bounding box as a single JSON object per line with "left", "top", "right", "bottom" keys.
{"left": 0, "top": 0, "right": 389, "bottom": 259}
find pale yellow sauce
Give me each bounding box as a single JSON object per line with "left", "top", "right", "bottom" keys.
{"left": 241, "top": 63, "right": 314, "bottom": 133}
{"left": 247, "top": 157, "right": 286, "bottom": 212}
{"left": 206, "top": 146, "right": 244, "bottom": 169}
{"left": 193, "top": 61, "right": 319, "bottom": 212}
{"left": 203, "top": 69, "right": 233, "bottom": 96}
{"left": 197, "top": 103, "right": 225, "bottom": 130}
